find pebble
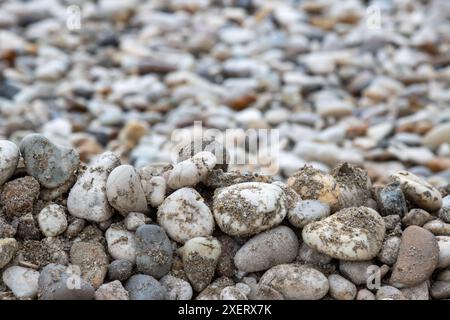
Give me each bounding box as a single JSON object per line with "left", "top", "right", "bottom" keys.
{"left": 176, "top": 136, "right": 229, "bottom": 171}
{"left": 125, "top": 274, "right": 167, "bottom": 300}
{"left": 139, "top": 175, "right": 167, "bottom": 208}
{"left": 251, "top": 284, "right": 285, "bottom": 300}
{"left": 157, "top": 188, "right": 214, "bottom": 243}
{"left": 402, "top": 208, "right": 434, "bottom": 227}
{"left": 216, "top": 235, "right": 239, "bottom": 278}
{"left": 376, "top": 286, "right": 406, "bottom": 300}
{"left": 108, "top": 259, "right": 133, "bottom": 282}
{"left": 124, "top": 212, "right": 150, "bottom": 231}
{"left": 95, "top": 281, "right": 129, "bottom": 300}
{"left": 70, "top": 242, "right": 109, "bottom": 289}
{"left": 287, "top": 166, "right": 341, "bottom": 211}
{"left": 339, "top": 260, "right": 375, "bottom": 285}
{"left": 400, "top": 282, "right": 430, "bottom": 300}
{"left": 377, "top": 236, "right": 401, "bottom": 266}
{"left": 0, "top": 176, "right": 40, "bottom": 217}
{"left": 220, "top": 286, "right": 248, "bottom": 300}
{"left": 436, "top": 236, "right": 450, "bottom": 269}
{"left": 182, "top": 236, "right": 221, "bottom": 292}
{"left": 167, "top": 151, "right": 217, "bottom": 189}
{"left": 105, "top": 224, "right": 136, "bottom": 262}
{"left": 422, "top": 123, "right": 450, "bottom": 150}
{"left": 376, "top": 181, "right": 408, "bottom": 217}
{"left": 106, "top": 164, "right": 148, "bottom": 215}
{"left": 391, "top": 226, "right": 439, "bottom": 288}
{"left": 288, "top": 200, "right": 330, "bottom": 228}
{"left": 302, "top": 207, "right": 385, "bottom": 261}
{"left": 391, "top": 171, "right": 442, "bottom": 212}
{"left": 37, "top": 204, "right": 68, "bottom": 237}
{"left": 38, "top": 263, "right": 95, "bottom": 300}
{"left": 423, "top": 219, "right": 450, "bottom": 236}
{"left": 439, "top": 195, "right": 450, "bottom": 223}
{"left": 234, "top": 226, "right": 299, "bottom": 272}
{"left": 259, "top": 264, "right": 329, "bottom": 300}
{"left": 298, "top": 242, "right": 333, "bottom": 266}
{"left": 0, "top": 238, "right": 18, "bottom": 269}
{"left": 356, "top": 289, "right": 376, "bottom": 300}
{"left": 328, "top": 274, "right": 357, "bottom": 300}
{"left": 135, "top": 224, "right": 172, "bottom": 278}
{"left": 196, "top": 277, "right": 234, "bottom": 300}
{"left": 430, "top": 281, "right": 450, "bottom": 299}
{"left": 0, "top": 140, "right": 19, "bottom": 186}
{"left": 19, "top": 134, "right": 79, "bottom": 189}
{"left": 2, "top": 266, "right": 39, "bottom": 299}
{"left": 160, "top": 275, "right": 193, "bottom": 300}
{"left": 213, "top": 182, "right": 288, "bottom": 237}
{"left": 68, "top": 152, "right": 120, "bottom": 222}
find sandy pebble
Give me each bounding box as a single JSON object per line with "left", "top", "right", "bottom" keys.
{"left": 259, "top": 264, "right": 329, "bottom": 300}
{"left": 182, "top": 237, "right": 221, "bottom": 292}
{"left": 287, "top": 165, "right": 341, "bottom": 211}
{"left": 377, "top": 236, "right": 401, "bottom": 266}
{"left": 402, "top": 208, "right": 434, "bottom": 227}
{"left": 2, "top": 266, "right": 40, "bottom": 299}
{"left": 298, "top": 242, "right": 333, "bottom": 265}
{"left": 124, "top": 212, "right": 150, "bottom": 231}
{"left": 135, "top": 224, "right": 172, "bottom": 278}
{"left": 288, "top": 200, "right": 330, "bottom": 228}
{"left": 168, "top": 151, "right": 217, "bottom": 189}
{"left": 125, "top": 274, "right": 167, "bottom": 300}
{"left": 160, "top": 275, "right": 193, "bottom": 300}
{"left": 157, "top": 187, "right": 214, "bottom": 243}
{"left": 251, "top": 285, "right": 285, "bottom": 300}
{"left": 95, "top": 281, "right": 129, "bottom": 300}
{"left": 400, "top": 281, "right": 429, "bottom": 300}
{"left": 196, "top": 277, "right": 235, "bottom": 300}
{"left": 37, "top": 204, "right": 68, "bottom": 237}
{"left": 234, "top": 226, "right": 298, "bottom": 272}
{"left": 105, "top": 224, "right": 136, "bottom": 262}
{"left": 0, "top": 176, "right": 40, "bottom": 217}
{"left": 106, "top": 164, "right": 148, "bottom": 215}
{"left": 0, "top": 238, "right": 18, "bottom": 269}
{"left": 213, "top": 182, "right": 288, "bottom": 237}
{"left": 220, "top": 286, "right": 248, "bottom": 300}
{"left": 19, "top": 134, "right": 79, "bottom": 189}
{"left": 70, "top": 242, "right": 109, "bottom": 289}
{"left": 0, "top": 140, "right": 19, "bottom": 186}
{"left": 328, "top": 274, "right": 357, "bottom": 300}
{"left": 108, "top": 259, "right": 133, "bottom": 282}
{"left": 376, "top": 286, "right": 406, "bottom": 300}
{"left": 216, "top": 235, "right": 239, "bottom": 278}
{"left": 302, "top": 206, "right": 385, "bottom": 261}
{"left": 391, "top": 171, "right": 442, "bottom": 212}
{"left": 68, "top": 152, "right": 120, "bottom": 222}
{"left": 339, "top": 260, "right": 375, "bottom": 285}
{"left": 423, "top": 219, "right": 450, "bottom": 236}
{"left": 376, "top": 181, "right": 408, "bottom": 217}
{"left": 139, "top": 175, "right": 167, "bottom": 208}
{"left": 391, "top": 226, "right": 439, "bottom": 288}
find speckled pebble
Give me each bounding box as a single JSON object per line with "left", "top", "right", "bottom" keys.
{"left": 0, "top": 140, "right": 19, "bottom": 186}
{"left": 125, "top": 274, "right": 167, "bottom": 300}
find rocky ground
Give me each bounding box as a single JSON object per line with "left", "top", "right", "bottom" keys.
{"left": 1, "top": 0, "right": 450, "bottom": 300}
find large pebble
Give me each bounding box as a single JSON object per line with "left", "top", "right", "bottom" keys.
{"left": 0, "top": 238, "right": 18, "bottom": 269}
{"left": 19, "top": 134, "right": 79, "bottom": 188}
{"left": 2, "top": 266, "right": 39, "bottom": 299}
{"left": 287, "top": 166, "right": 341, "bottom": 211}
{"left": 234, "top": 226, "right": 299, "bottom": 272}
{"left": 70, "top": 242, "right": 109, "bottom": 289}
{"left": 182, "top": 237, "right": 221, "bottom": 292}
{"left": 68, "top": 152, "right": 120, "bottom": 222}
{"left": 0, "top": 140, "right": 19, "bottom": 186}
{"left": 157, "top": 188, "right": 214, "bottom": 243}
{"left": 328, "top": 274, "right": 357, "bottom": 300}
{"left": 391, "top": 226, "right": 439, "bottom": 287}
{"left": 436, "top": 236, "right": 450, "bottom": 269}
{"left": 37, "top": 204, "right": 67, "bottom": 237}
{"left": 302, "top": 207, "right": 385, "bottom": 261}
{"left": 106, "top": 165, "right": 148, "bottom": 215}
{"left": 288, "top": 200, "right": 330, "bottom": 228}
{"left": 125, "top": 274, "right": 167, "bottom": 300}
{"left": 213, "top": 182, "right": 288, "bottom": 237}
{"left": 135, "top": 224, "right": 172, "bottom": 278}
{"left": 38, "top": 264, "right": 95, "bottom": 300}
{"left": 105, "top": 225, "right": 136, "bottom": 262}
{"left": 259, "top": 264, "right": 329, "bottom": 300}
{"left": 168, "top": 151, "right": 217, "bottom": 189}
{"left": 160, "top": 275, "right": 193, "bottom": 300}
{"left": 391, "top": 171, "right": 442, "bottom": 212}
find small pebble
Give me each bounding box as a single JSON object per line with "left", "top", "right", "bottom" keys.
{"left": 95, "top": 281, "right": 129, "bottom": 300}
{"left": 124, "top": 212, "right": 150, "bottom": 231}
{"left": 2, "top": 266, "right": 39, "bottom": 299}
{"left": 376, "top": 181, "right": 408, "bottom": 217}
{"left": 400, "top": 282, "right": 430, "bottom": 300}
{"left": 328, "top": 274, "right": 357, "bottom": 300}
{"left": 105, "top": 224, "right": 136, "bottom": 262}
{"left": 288, "top": 200, "right": 330, "bottom": 228}
{"left": 436, "top": 236, "right": 450, "bottom": 269}
{"left": 430, "top": 281, "right": 450, "bottom": 299}
{"left": 0, "top": 176, "right": 40, "bottom": 217}
{"left": 160, "top": 275, "right": 193, "bottom": 300}
{"left": 37, "top": 204, "right": 68, "bottom": 237}
{"left": 0, "top": 140, "right": 19, "bottom": 186}
{"left": 402, "top": 208, "right": 434, "bottom": 227}
{"left": 377, "top": 236, "right": 401, "bottom": 266}
{"left": 356, "top": 289, "right": 376, "bottom": 300}
{"left": 108, "top": 259, "right": 133, "bottom": 282}
{"left": 70, "top": 242, "right": 109, "bottom": 289}
{"left": 376, "top": 286, "right": 406, "bottom": 300}
{"left": 125, "top": 274, "right": 167, "bottom": 300}
{"left": 0, "top": 238, "right": 18, "bottom": 269}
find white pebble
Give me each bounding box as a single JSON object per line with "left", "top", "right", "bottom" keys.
{"left": 37, "top": 204, "right": 68, "bottom": 237}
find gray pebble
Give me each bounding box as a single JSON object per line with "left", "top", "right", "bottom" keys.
{"left": 108, "top": 259, "right": 134, "bottom": 282}
{"left": 124, "top": 274, "right": 167, "bottom": 300}
{"left": 376, "top": 181, "right": 407, "bottom": 217}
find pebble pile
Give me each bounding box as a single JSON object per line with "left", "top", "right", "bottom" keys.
{"left": 1, "top": 0, "right": 450, "bottom": 300}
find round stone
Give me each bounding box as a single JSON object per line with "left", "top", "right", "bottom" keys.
{"left": 37, "top": 204, "right": 68, "bottom": 237}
